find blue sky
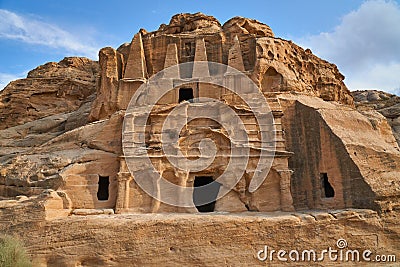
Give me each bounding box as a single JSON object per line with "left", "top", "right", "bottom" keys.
{"left": 0, "top": 0, "right": 399, "bottom": 95}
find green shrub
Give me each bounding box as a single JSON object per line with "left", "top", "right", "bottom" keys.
{"left": 0, "top": 235, "right": 32, "bottom": 267}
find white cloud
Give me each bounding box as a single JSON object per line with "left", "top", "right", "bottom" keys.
{"left": 345, "top": 62, "right": 400, "bottom": 92}
{"left": 0, "top": 9, "right": 99, "bottom": 58}
{"left": 0, "top": 72, "right": 25, "bottom": 91}
{"left": 298, "top": 0, "right": 400, "bottom": 95}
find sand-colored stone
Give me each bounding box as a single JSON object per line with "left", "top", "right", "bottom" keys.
{"left": 279, "top": 94, "right": 400, "bottom": 212}
{"left": 123, "top": 33, "right": 147, "bottom": 80}
{"left": 1, "top": 12, "right": 399, "bottom": 214}
{"left": 0, "top": 199, "right": 399, "bottom": 266}
{"left": 88, "top": 47, "right": 124, "bottom": 121}
{"left": 0, "top": 57, "right": 98, "bottom": 130}
{"left": 0, "top": 12, "right": 399, "bottom": 267}
{"left": 89, "top": 13, "right": 352, "bottom": 120}
{"left": 0, "top": 12, "right": 398, "bottom": 214}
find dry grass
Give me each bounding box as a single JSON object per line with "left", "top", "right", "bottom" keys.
{"left": 0, "top": 235, "right": 32, "bottom": 267}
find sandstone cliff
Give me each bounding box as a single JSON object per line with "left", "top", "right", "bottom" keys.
{"left": 279, "top": 94, "right": 400, "bottom": 212}
{"left": 0, "top": 13, "right": 399, "bottom": 266}
{"left": 89, "top": 13, "right": 353, "bottom": 122}
{"left": 0, "top": 57, "right": 99, "bottom": 130}
{"left": 0, "top": 57, "right": 104, "bottom": 199}
{"left": 0, "top": 12, "right": 398, "bottom": 212}
{"left": 0, "top": 204, "right": 398, "bottom": 266}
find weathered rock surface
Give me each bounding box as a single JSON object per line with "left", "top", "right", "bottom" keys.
{"left": 89, "top": 13, "right": 352, "bottom": 122}
{"left": 0, "top": 199, "right": 398, "bottom": 266}
{"left": 88, "top": 48, "right": 124, "bottom": 121}
{"left": 0, "top": 57, "right": 99, "bottom": 130}
{"left": 1, "top": 12, "right": 398, "bottom": 214}
{"left": 0, "top": 111, "right": 123, "bottom": 206}
{"left": 158, "top": 12, "right": 222, "bottom": 35}
{"left": 0, "top": 13, "right": 399, "bottom": 267}
{"left": 352, "top": 90, "right": 400, "bottom": 145}
{"left": 223, "top": 16, "right": 275, "bottom": 38}
{"left": 0, "top": 57, "right": 102, "bottom": 201}
{"left": 279, "top": 94, "right": 400, "bottom": 212}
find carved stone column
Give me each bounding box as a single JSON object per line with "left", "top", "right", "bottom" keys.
{"left": 277, "top": 169, "right": 295, "bottom": 211}
{"left": 115, "top": 172, "right": 132, "bottom": 214}
{"left": 150, "top": 170, "right": 162, "bottom": 213}
{"left": 174, "top": 169, "right": 193, "bottom": 213}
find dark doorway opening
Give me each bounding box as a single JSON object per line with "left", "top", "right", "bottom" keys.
{"left": 321, "top": 173, "right": 335, "bottom": 198}
{"left": 179, "top": 88, "right": 194, "bottom": 102}
{"left": 193, "top": 176, "right": 221, "bottom": 212}
{"left": 97, "top": 176, "right": 110, "bottom": 201}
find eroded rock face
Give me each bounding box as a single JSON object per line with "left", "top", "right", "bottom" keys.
{"left": 0, "top": 57, "right": 107, "bottom": 204}
{"left": 27, "top": 57, "right": 98, "bottom": 82}
{"left": 0, "top": 110, "right": 123, "bottom": 209}
{"left": 0, "top": 12, "right": 399, "bottom": 266}
{"left": 279, "top": 94, "right": 400, "bottom": 212}
{"left": 223, "top": 16, "right": 274, "bottom": 38}
{"left": 158, "top": 12, "right": 222, "bottom": 34}
{"left": 0, "top": 57, "right": 99, "bottom": 130}
{"left": 0, "top": 13, "right": 398, "bottom": 215}
{"left": 0, "top": 207, "right": 399, "bottom": 266}
{"left": 88, "top": 48, "right": 123, "bottom": 121}
{"left": 89, "top": 13, "right": 352, "bottom": 121}
{"left": 352, "top": 90, "right": 400, "bottom": 145}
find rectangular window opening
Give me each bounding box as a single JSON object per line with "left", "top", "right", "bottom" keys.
{"left": 97, "top": 175, "right": 110, "bottom": 201}
{"left": 179, "top": 88, "right": 194, "bottom": 102}
{"left": 320, "top": 173, "right": 335, "bottom": 198}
